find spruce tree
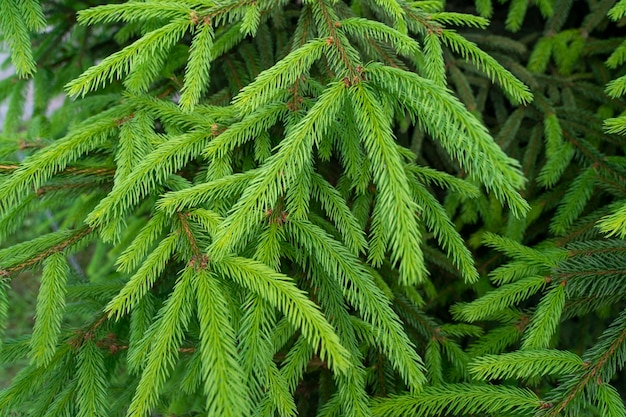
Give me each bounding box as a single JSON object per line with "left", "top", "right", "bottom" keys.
{"left": 0, "top": 0, "right": 624, "bottom": 416}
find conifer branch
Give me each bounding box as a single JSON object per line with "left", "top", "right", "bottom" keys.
{"left": 2, "top": 1, "right": 623, "bottom": 414}
{"left": 0, "top": 106, "right": 125, "bottom": 215}
{"left": 471, "top": 350, "right": 584, "bottom": 381}
{"left": 194, "top": 268, "right": 251, "bottom": 416}
{"left": 215, "top": 255, "right": 352, "bottom": 373}
{"left": 76, "top": 339, "right": 109, "bottom": 417}
{"left": 208, "top": 81, "right": 347, "bottom": 259}
{"left": 0, "top": 227, "right": 92, "bottom": 277}
{"left": 287, "top": 219, "right": 427, "bottom": 391}
{"left": 371, "top": 383, "right": 542, "bottom": 417}
{"left": 310, "top": 0, "right": 361, "bottom": 77}
{"left": 544, "top": 310, "right": 626, "bottom": 415}
{"left": 366, "top": 64, "right": 530, "bottom": 218}
{"left": 66, "top": 17, "right": 193, "bottom": 97}
{"left": 126, "top": 267, "right": 195, "bottom": 416}
{"left": 0, "top": 0, "right": 43, "bottom": 77}
{"left": 106, "top": 232, "right": 179, "bottom": 319}
{"left": 352, "top": 81, "right": 427, "bottom": 284}
{"left": 30, "top": 253, "right": 70, "bottom": 367}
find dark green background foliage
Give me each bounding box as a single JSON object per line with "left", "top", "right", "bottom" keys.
{"left": 0, "top": 0, "right": 625, "bottom": 416}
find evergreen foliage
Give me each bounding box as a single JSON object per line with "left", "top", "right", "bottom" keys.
{"left": 0, "top": 0, "right": 625, "bottom": 416}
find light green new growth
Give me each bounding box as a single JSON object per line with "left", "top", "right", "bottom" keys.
{"left": 367, "top": 64, "right": 530, "bottom": 218}
{"left": 521, "top": 283, "right": 565, "bottom": 350}
{"left": 371, "top": 383, "right": 541, "bottom": 417}
{"left": 598, "top": 203, "right": 626, "bottom": 238}
{"left": 127, "top": 267, "right": 195, "bottom": 417}
{"left": 209, "top": 82, "right": 347, "bottom": 259}
{"left": 9, "top": 0, "right": 617, "bottom": 415}
{"left": 114, "top": 212, "right": 169, "bottom": 273}
{"left": 350, "top": 83, "right": 425, "bottom": 285}
{"left": 439, "top": 30, "right": 533, "bottom": 105}
{"left": 0, "top": 107, "right": 125, "bottom": 215}
{"left": 67, "top": 17, "right": 192, "bottom": 97}
{"left": 287, "top": 220, "right": 427, "bottom": 391}
{"left": 469, "top": 349, "right": 584, "bottom": 380}
{"left": 86, "top": 130, "right": 213, "bottom": 240}
{"left": 232, "top": 39, "right": 327, "bottom": 115}
{"left": 340, "top": 17, "right": 420, "bottom": 57}
{"left": 216, "top": 255, "right": 351, "bottom": 372}
{"left": 195, "top": 269, "right": 250, "bottom": 416}
{"left": 180, "top": 22, "right": 215, "bottom": 112}
{"left": 76, "top": 340, "right": 109, "bottom": 417}
{"left": 310, "top": 173, "right": 368, "bottom": 255}
{"left": 30, "top": 253, "right": 69, "bottom": 366}
{"left": 452, "top": 275, "right": 547, "bottom": 322}
{"left": 106, "top": 232, "right": 179, "bottom": 319}
{"left": 0, "top": 0, "right": 45, "bottom": 77}
{"left": 76, "top": 2, "right": 194, "bottom": 25}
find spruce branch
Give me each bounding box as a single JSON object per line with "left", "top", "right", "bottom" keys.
{"left": 114, "top": 211, "right": 169, "bottom": 273}
{"left": 195, "top": 268, "right": 251, "bottom": 417}
{"left": 0, "top": 0, "right": 43, "bottom": 77}
{"left": 469, "top": 349, "right": 584, "bottom": 381}
{"left": 371, "top": 383, "right": 543, "bottom": 417}
{"left": 310, "top": 0, "right": 362, "bottom": 77}
{"left": 106, "top": 232, "right": 179, "bottom": 319}
{"left": 208, "top": 81, "right": 347, "bottom": 259}
{"left": 126, "top": 267, "right": 195, "bottom": 417}
{"left": 439, "top": 29, "right": 533, "bottom": 105}
{"left": 215, "top": 255, "right": 352, "bottom": 373}
{"left": 0, "top": 227, "right": 92, "bottom": 277}
{"left": 0, "top": 106, "right": 126, "bottom": 216}
{"left": 287, "top": 219, "right": 427, "bottom": 391}
{"left": 86, "top": 129, "right": 213, "bottom": 240}
{"left": 76, "top": 339, "right": 109, "bottom": 417}
{"left": 76, "top": 1, "right": 193, "bottom": 25}
{"left": 179, "top": 20, "right": 215, "bottom": 112}
{"left": 544, "top": 309, "right": 626, "bottom": 416}
{"left": 423, "top": 31, "right": 446, "bottom": 86}
{"left": 408, "top": 177, "right": 478, "bottom": 283}
{"left": 367, "top": 64, "right": 530, "bottom": 218}
{"left": 2, "top": 0, "right": 623, "bottom": 414}
{"left": 0, "top": 344, "right": 72, "bottom": 412}
{"left": 310, "top": 172, "right": 368, "bottom": 255}
{"left": 66, "top": 17, "right": 192, "bottom": 97}
{"left": 521, "top": 283, "right": 565, "bottom": 350}
{"left": 451, "top": 275, "right": 548, "bottom": 322}
{"left": 350, "top": 81, "right": 426, "bottom": 285}
{"left": 232, "top": 39, "right": 326, "bottom": 115}
{"left": 30, "top": 253, "right": 70, "bottom": 367}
